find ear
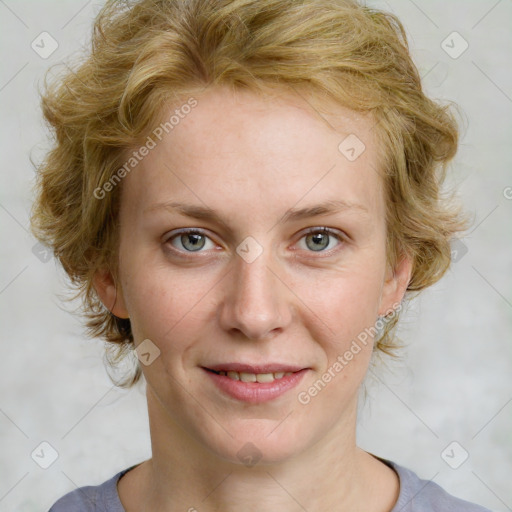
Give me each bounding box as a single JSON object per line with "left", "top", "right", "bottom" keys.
{"left": 378, "top": 253, "right": 413, "bottom": 316}
{"left": 92, "top": 267, "right": 130, "bottom": 319}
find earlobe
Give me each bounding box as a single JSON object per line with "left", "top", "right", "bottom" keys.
{"left": 92, "top": 268, "right": 130, "bottom": 319}
{"left": 378, "top": 254, "right": 413, "bottom": 317}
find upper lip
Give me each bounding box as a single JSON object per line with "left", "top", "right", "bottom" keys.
{"left": 204, "top": 363, "right": 308, "bottom": 374}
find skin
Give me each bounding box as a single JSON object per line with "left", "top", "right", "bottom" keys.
{"left": 94, "top": 85, "right": 412, "bottom": 511}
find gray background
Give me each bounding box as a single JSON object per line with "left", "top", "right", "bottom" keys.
{"left": 1, "top": 0, "right": 511, "bottom": 510}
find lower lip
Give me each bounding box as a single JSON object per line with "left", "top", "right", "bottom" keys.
{"left": 203, "top": 368, "right": 309, "bottom": 404}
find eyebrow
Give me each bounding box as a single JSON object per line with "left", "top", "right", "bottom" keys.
{"left": 144, "top": 199, "right": 369, "bottom": 225}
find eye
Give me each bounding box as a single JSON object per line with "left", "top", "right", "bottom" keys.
{"left": 296, "top": 227, "right": 344, "bottom": 253}
{"left": 165, "top": 229, "right": 217, "bottom": 253}
{"left": 164, "top": 226, "right": 345, "bottom": 257}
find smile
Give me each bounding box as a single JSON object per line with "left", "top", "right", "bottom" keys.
{"left": 209, "top": 369, "right": 294, "bottom": 383}
{"left": 202, "top": 365, "right": 309, "bottom": 403}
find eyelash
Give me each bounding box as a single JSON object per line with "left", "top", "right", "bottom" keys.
{"left": 164, "top": 227, "right": 346, "bottom": 258}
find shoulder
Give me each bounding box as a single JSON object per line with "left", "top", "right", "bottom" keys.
{"left": 48, "top": 467, "right": 132, "bottom": 512}
{"left": 383, "top": 458, "right": 493, "bottom": 512}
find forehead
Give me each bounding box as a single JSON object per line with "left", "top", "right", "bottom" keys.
{"left": 120, "top": 85, "right": 385, "bottom": 222}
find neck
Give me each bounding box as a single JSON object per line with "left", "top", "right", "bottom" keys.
{"left": 120, "top": 387, "right": 398, "bottom": 512}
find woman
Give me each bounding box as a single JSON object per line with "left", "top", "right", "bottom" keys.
{"left": 31, "top": 0, "right": 491, "bottom": 510}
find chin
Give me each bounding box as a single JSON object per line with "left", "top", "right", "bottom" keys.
{"left": 200, "top": 420, "right": 307, "bottom": 467}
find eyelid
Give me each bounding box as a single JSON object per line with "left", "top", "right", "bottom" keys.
{"left": 163, "top": 228, "right": 219, "bottom": 254}
{"left": 300, "top": 226, "right": 345, "bottom": 239}
{"left": 163, "top": 226, "right": 346, "bottom": 256}
{"left": 293, "top": 226, "right": 346, "bottom": 254}
{"left": 163, "top": 227, "right": 212, "bottom": 243}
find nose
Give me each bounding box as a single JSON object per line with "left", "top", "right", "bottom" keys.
{"left": 218, "top": 248, "right": 292, "bottom": 341}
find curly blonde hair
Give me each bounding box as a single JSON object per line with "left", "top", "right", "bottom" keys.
{"left": 31, "top": 0, "right": 470, "bottom": 387}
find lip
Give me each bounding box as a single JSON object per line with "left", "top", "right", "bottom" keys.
{"left": 205, "top": 363, "right": 307, "bottom": 374}
{"left": 202, "top": 365, "right": 309, "bottom": 404}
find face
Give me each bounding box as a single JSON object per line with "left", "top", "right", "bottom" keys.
{"left": 95, "top": 86, "right": 411, "bottom": 465}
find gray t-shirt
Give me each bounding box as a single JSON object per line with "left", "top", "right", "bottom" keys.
{"left": 48, "top": 458, "right": 492, "bottom": 511}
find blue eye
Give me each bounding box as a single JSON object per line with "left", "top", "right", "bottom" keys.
{"left": 165, "top": 227, "right": 344, "bottom": 256}
{"left": 167, "top": 229, "right": 215, "bottom": 253}
{"left": 297, "top": 227, "right": 344, "bottom": 253}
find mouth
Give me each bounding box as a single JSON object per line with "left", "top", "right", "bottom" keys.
{"left": 205, "top": 368, "right": 295, "bottom": 383}
{"left": 203, "top": 362, "right": 307, "bottom": 382}
{"left": 202, "top": 363, "right": 309, "bottom": 403}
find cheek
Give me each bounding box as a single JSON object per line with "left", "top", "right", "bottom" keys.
{"left": 292, "top": 263, "right": 384, "bottom": 348}
{"left": 119, "top": 228, "right": 386, "bottom": 358}
{"left": 293, "top": 273, "right": 378, "bottom": 413}
{"left": 120, "top": 259, "right": 216, "bottom": 349}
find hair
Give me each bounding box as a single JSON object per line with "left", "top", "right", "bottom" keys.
{"left": 31, "top": 0, "right": 470, "bottom": 387}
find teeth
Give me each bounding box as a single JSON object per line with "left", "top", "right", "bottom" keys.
{"left": 239, "top": 372, "right": 257, "bottom": 383}
{"left": 214, "top": 370, "right": 294, "bottom": 382}
{"left": 256, "top": 373, "right": 274, "bottom": 383}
